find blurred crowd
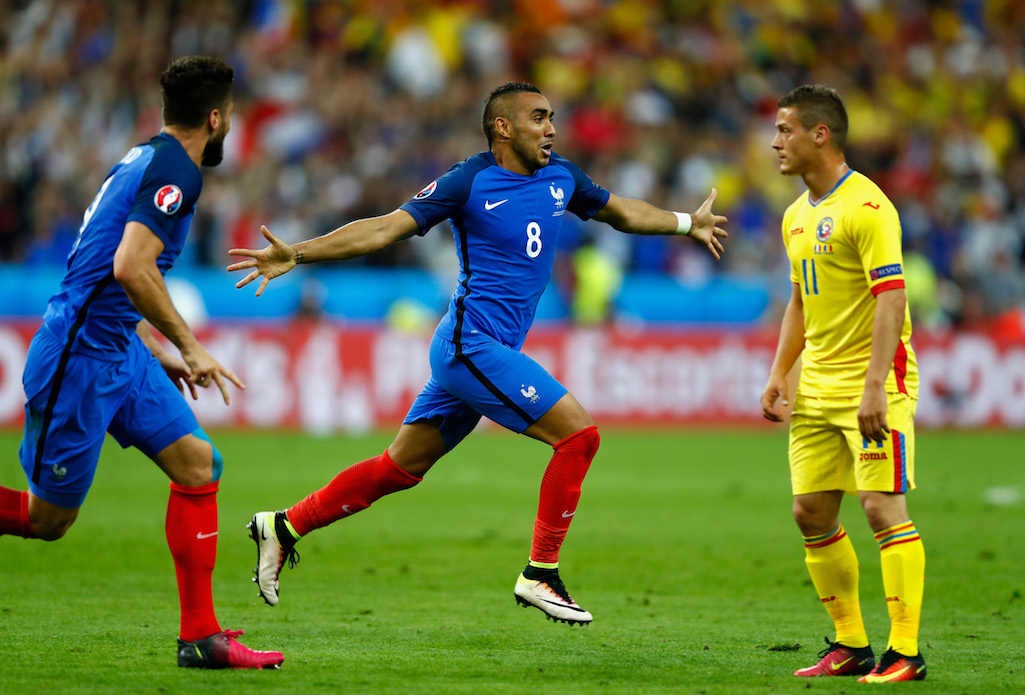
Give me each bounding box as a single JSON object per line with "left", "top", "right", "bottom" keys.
{"left": 1, "top": 0, "right": 1023, "bottom": 335}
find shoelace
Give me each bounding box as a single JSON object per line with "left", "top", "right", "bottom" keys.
{"left": 816, "top": 637, "right": 840, "bottom": 659}
{"left": 282, "top": 545, "right": 300, "bottom": 570}
{"left": 543, "top": 573, "right": 574, "bottom": 603}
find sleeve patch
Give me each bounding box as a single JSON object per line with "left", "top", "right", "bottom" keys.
{"left": 869, "top": 263, "right": 902, "bottom": 281}
{"left": 153, "top": 184, "right": 184, "bottom": 215}
{"left": 414, "top": 180, "right": 438, "bottom": 199}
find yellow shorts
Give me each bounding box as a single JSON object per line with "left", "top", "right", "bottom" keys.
{"left": 789, "top": 392, "right": 917, "bottom": 495}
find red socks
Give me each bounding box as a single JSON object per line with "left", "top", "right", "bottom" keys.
{"left": 0, "top": 486, "right": 35, "bottom": 537}
{"left": 530, "top": 426, "right": 600, "bottom": 564}
{"left": 166, "top": 481, "right": 221, "bottom": 642}
{"left": 273, "top": 428, "right": 597, "bottom": 566}
{"left": 287, "top": 450, "right": 422, "bottom": 537}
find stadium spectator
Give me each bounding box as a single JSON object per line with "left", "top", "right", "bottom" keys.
{"left": 2, "top": 1, "right": 1023, "bottom": 329}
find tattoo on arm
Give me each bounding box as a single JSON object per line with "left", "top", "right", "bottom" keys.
{"left": 294, "top": 249, "right": 304, "bottom": 265}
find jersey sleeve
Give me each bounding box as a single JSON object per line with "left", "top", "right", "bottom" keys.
{"left": 399, "top": 155, "right": 487, "bottom": 235}
{"left": 127, "top": 147, "right": 202, "bottom": 246}
{"left": 850, "top": 198, "right": 905, "bottom": 295}
{"left": 552, "top": 154, "right": 611, "bottom": 220}
{"left": 782, "top": 203, "right": 800, "bottom": 285}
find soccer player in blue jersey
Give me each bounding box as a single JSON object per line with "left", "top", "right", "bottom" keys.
{"left": 230, "top": 82, "right": 728, "bottom": 625}
{"left": 0, "top": 57, "right": 283, "bottom": 669}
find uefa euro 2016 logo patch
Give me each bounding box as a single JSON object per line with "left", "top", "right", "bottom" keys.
{"left": 414, "top": 180, "right": 437, "bottom": 199}
{"left": 870, "top": 263, "right": 902, "bottom": 280}
{"left": 154, "top": 184, "right": 183, "bottom": 215}
{"left": 815, "top": 217, "right": 833, "bottom": 242}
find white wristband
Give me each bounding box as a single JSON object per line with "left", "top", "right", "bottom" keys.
{"left": 673, "top": 212, "right": 692, "bottom": 235}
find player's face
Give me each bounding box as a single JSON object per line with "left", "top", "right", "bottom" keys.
{"left": 509, "top": 93, "right": 556, "bottom": 172}
{"left": 201, "top": 99, "right": 233, "bottom": 167}
{"left": 772, "top": 106, "right": 815, "bottom": 176}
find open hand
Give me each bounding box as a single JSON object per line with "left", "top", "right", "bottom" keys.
{"left": 689, "top": 188, "right": 729, "bottom": 260}
{"left": 227, "top": 226, "right": 297, "bottom": 296}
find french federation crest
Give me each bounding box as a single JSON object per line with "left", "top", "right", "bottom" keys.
{"left": 154, "top": 184, "right": 183, "bottom": 215}
{"left": 815, "top": 217, "right": 833, "bottom": 242}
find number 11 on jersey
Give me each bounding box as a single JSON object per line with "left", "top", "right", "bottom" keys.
{"left": 802, "top": 258, "right": 819, "bottom": 296}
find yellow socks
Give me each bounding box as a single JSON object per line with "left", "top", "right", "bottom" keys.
{"left": 803, "top": 523, "right": 869, "bottom": 648}
{"left": 876, "top": 521, "right": 925, "bottom": 656}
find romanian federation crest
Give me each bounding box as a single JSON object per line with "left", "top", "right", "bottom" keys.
{"left": 815, "top": 217, "right": 833, "bottom": 242}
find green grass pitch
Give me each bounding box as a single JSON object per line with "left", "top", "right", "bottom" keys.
{"left": 1, "top": 427, "right": 1021, "bottom": 693}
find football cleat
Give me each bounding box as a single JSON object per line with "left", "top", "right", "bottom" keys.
{"left": 247, "top": 511, "right": 300, "bottom": 607}
{"left": 177, "top": 629, "right": 283, "bottom": 669}
{"left": 793, "top": 637, "right": 875, "bottom": 677}
{"left": 513, "top": 565, "right": 593, "bottom": 625}
{"left": 858, "top": 648, "right": 926, "bottom": 683}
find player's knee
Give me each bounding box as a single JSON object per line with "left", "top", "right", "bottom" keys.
{"left": 859, "top": 492, "right": 907, "bottom": 533}
{"left": 165, "top": 429, "right": 220, "bottom": 486}
{"left": 556, "top": 425, "right": 601, "bottom": 460}
{"left": 189, "top": 428, "right": 223, "bottom": 482}
{"left": 792, "top": 498, "right": 833, "bottom": 536}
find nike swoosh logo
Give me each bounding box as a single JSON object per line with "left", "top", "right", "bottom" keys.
{"left": 561, "top": 510, "right": 576, "bottom": 518}
{"left": 872, "top": 665, "right": 913, "bottom": 682}
{"left": 539, "top": 597, "right": 586, "bottom": 612}
{"left": 831, "top": 657, "right": 854, "bottom": 670}
{"left": 342, "top": 505, "right": 354, "bottom": 514}
{"left": 863, "top": 201, "right": 880, "bottom": 209}
{"left": 196, "top": 531, "right": 218, "bottom": 540}
{"left": 484, "top": 199, "right": 508, "bottom": 210}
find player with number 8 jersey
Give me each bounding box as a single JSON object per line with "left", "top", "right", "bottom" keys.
{"left": 404, "top": 150, "right": 607, "bottom": 352}
{"left": 229, "top": 82, "right": 728, "bottom": 626}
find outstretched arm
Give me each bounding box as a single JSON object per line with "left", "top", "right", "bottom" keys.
{"left": 591, "top": 188, "right": 728, "bottom": 259}
{"left": 227, "top": 209, "right": 421, "bottom": 296}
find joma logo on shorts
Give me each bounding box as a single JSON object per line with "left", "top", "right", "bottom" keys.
{"left": 859, "top": 452, "right": 889, "bottom": 461}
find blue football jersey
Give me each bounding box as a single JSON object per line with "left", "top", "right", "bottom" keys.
{"left": 400, "top": 151, "right": 610, "bottom": 350}
{"left": 42, "top": 133, "right": 202, "bottom": 360}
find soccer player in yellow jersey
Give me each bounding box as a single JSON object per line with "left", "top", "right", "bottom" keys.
{"left": 761, "top": 85, "right": 926, "bottom": 683}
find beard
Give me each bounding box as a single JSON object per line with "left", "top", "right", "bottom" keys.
{"left": 201, "top": 130, "right": 226, "bottom": 167}
{"left": 512, "top": 138, "right": 547, "bottom": 173}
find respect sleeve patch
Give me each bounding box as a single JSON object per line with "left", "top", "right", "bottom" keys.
{"left": 870, "top": 263, "right": 902, "bottom": 280}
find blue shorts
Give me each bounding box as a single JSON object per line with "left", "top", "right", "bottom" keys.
{"left": 19, "top": 327, "right": 198, "bottom": 508}
{"left": 403, "top": 333, "right": 567, "bottom": 450}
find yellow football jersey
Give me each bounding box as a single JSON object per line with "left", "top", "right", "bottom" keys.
{"left": 782, "top": 170, "right": 917, "bottom": 398}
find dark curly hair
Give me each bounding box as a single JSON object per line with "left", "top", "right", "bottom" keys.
{"left": 160, "top": 56, "right": 234, "bottom": 129}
